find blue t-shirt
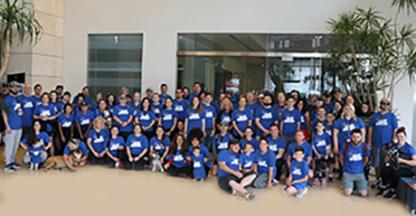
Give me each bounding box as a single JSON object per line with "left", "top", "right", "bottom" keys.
{"left": 247, "top": 102, "right": 259, "bottom": 115}
{"left": 34, "top": 103, "right": 57, "bottom": 132}
{"left": 113, "top": 105, "right": 134, "bottom": 132}
{"left": 212, "top": 132, "right": 234, "bottom": 153}
{"left": 290, "top": 160, "right": 309, "bottom": 189}
{"left": 334, "top": 117, "right": 365, "bottom": 148}
{"left": 126, "top": 134, "right": 148, "bottom": 156}
{"left": 167, "top": 150, "right": 188, "bottom": 168}
{"left": 160, "top": 108, "right": 177, "bottom": 131}
{"left": 370, "top": 112, "right": 398, "bottom": 148}
{"left": 240, "top": 137, "right": 260, "bottom": 151}
{"left": 217, "top": 110, "right": 232, "bottom": 125}
{"left": 254, "top": 105, "right": 278, "bottom": 135}
{"left": 136, "top": 110, "right": 156, "bottom": 132}
{"left": 75, "top": 110, "right": 95, "bottom": 131}
{"left": 28, "top": 145, "right": 45, "bottom": 164}
{"left": 232, "top": 108, "right": 253, "bottom": 136}
{"left": 173, "top": 99, "right": 189, "bottom": 121}
{"left": 58, "top": 113, "right": 74, "bottom": 128}
{"left": 17, "top": 95, "right": 35, "bottom": 128}
{"left": 21, "top": 131, "right": 51, "bottom": 146}
{"left": 240, "top": 151, "right": 257, "bottom": 171}
{"left": 342, "top": 143, "right": 370, "bottom": 174}
{"left": 287, "top": 142, "right": 313, "bottom": 161}
{"left": 192, "top": 155, "right": 206, "bottom": 180}
{"left": 312, "top": 132, "right": 331, "bottom": 156}
{"left": 107, "top": 136, "right": 125, "bottom": 156}
{"left": 3, "top": 95, "right": 23, "bottom": 130}
{"left": 151, "top": 102, "right": 162, "bottom": 118}
{"left": 398, "top": 143, "right": 416, "bottom": 158}
{"left": 217, "top": 150, "right": 240, "bottom": 178}
{"left": 202, "top": 103, "right": 216, "bottom": 130}
{"left": 187, "top": 145, "right": 211, "bottom": 163}
{"left": 130, "top": 101, "right": 141, "bottom": 116}
{"left": 186, "top": 108, "right": 204, "bottom": 133}
{"left": 255, "top": 150, "right": 276, "bottom": 178}
{"left": 281, "top": 108, "right": 301, "bottom": 137}
{"left": 87, "top": 128, "right": 109, "bottom": 154}
{"left": 267, "top": 136, "right": 286, "bottom": 156}
{"left": 150, "top": 136, "right": 170, "bottom": 154}
{"left": 63, "top": 141, "right": 89, "bottom": 157}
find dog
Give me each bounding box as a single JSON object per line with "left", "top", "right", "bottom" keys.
{"left": 150, "top": 152, "right": 164, "bottom": 172}
{"left": 43, "top": 150, "right": 83, "bottom": 171}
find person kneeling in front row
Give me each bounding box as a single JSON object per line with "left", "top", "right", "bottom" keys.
{"left": 340, "top": 129, "right": 369, "bottom": 197}
{"left": 63, "top": 139, "right": 89, "bottom": 171}
{"left": 217, "top": 140, "right": 256, "bottom": 201}
{"left": 379, "top": 127, "right": 416, "bottom": 199}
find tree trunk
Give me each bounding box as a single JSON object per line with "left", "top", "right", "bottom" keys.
{"left": 0, "top": 30, "right": 11, "bottom": 82}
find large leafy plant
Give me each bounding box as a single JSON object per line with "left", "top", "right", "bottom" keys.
{"left": 328, "top": 0, "right": 416, "bottom": 111}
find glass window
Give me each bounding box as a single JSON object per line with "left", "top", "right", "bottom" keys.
{"left": 177, "top": 33, "right": 338, "bottom": 98}
{"left": 88, "top": 34, "right": 143, "bottom": 96}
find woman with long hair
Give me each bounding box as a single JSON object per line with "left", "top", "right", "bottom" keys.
{"left": 164, "top": 134, "right": 192, "bottom": 178}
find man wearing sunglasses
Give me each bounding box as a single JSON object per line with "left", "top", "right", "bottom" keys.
{"left": 368, "top": 98, "right": 398, "bottom": 190}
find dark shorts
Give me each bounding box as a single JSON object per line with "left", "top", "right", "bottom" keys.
{"left": 218, "top": 175, "right": 241, "bottom": 193}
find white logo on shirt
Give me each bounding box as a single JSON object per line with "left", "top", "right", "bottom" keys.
{"left": 193, "top": 161, "right": 202, "bottom": 168}
{"left": 110, "top": 144, "right": 120, "bottom": 151}
{"left": 94, "top": 136, "right": 104, "bottom": 143}
{"left": 62, "top": 121, "right": 72, "bottom": 127}
{"left": 24, "top": 102, "right": 33, "bottom": 108}
{"left": 189, "top": 113, "right": 200, "bottom": 120}
{"left": 236, "top": 115, "right": 248, "bottom": 122}
{"left": 269, "top": 144, "right": 277, "bottom": 152}
{"left": 174, "top": 155, "right": 184, "bottom": 161}
{"left": 316, "top": 140, "right": 326, "bottom": 147}
{"left": 342, "top": 124, "right": 356, "bottom": 132}
{"left": 349, "top": 153, "right": 363, "bottom": 162}
{"left": 292, "top": 168, "right": 302, "bottom": 175}
{"left": 376, "top": 119, "right": 388, "bottom": 126}
{"left": 258, "top": 160, "right": 267, "bottom": 167}
{"left": 205, "top": 111, "right": 213, "bottom": 118}
{"left": 163, "top": 114, "right": 173, "bottom": 121}
{"left": 218, "top": 142, "right": 228, "bottom": 150}
{"left": 261, "top": 112, "right": 272, "bottom": 119}
{"left": 80, "top": 119, "right": 90, "bottom": 125}
{"left": 118, "top": 109, "right": 129, "bottom": 115}
{"left": 284, "top": 116, "right": 295, "bottom": 123}
{"left": 40, "top": 110, "right": 51, "bottom": 116}
{"left": 174, "top": 105, "right": 183, "bottom": 112}
{"left": 130, "top": 141, "right": 142, "bottom": 148}
{"left": 231, "top": 158, "right": 239, "bottom": 165}
{"left": 140, "top": 114, "right": 150, "bottom": 120}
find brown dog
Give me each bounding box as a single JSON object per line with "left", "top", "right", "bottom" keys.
{"left": 43, "top": 150, "right": 83, "bottom": 171}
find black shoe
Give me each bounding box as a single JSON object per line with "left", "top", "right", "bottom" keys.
{"left": 376, "top": 189, "right": 387, "bottom": 197}
{"left": 383, "top": 191, "right": 397, "bottom": 200}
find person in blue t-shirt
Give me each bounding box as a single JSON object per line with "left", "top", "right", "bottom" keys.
{"left": 95, "top": 99, "right": 112, "bottom": 127}
{"left": 75, "top": 102, "right": 95, "bottom": 140}
{"left": 57, "top": 104, "right": 75, "bottom": 155}
{"left": 212, "top": 123, "right": 234, "bottom": 155}
{"left": 286, "top": 146, "right": 309, "bottom": 198}
{"left": 232, "top": 97, "right": 253, "bottom": 139}
{"left": 253, "top": 138, "right": 277, "bottom": 189}
{"left": 135, "top": 97, "right": 156, "bottom": 140}
{"left": 217, "top": 141, "right": 256, "bottom": 201}
{"left": 63, "top": 139, "right": 89, "bottom": 171}
{"left": 280, "top": 96, "right": 301, "bottom": 144}
{"left": 158, "top": 97, "right": 178, "bottom": 139}
{"left": 340, "top": 129, "right": 369, "bottom": 197}
{"left": 267, "top": 124, "right": 286, "bottom": 180}
{"left": 149, "top": 126, "right": 170, "bottom": 163}
{"left": 239, "top": 143, "right": 257, "bottom": 174}
{"left": 164, "top": 134, "right": 192, "bottom": 178}
{"left": 333, "top": 104, "right": 365, "bottom": 155}
{"left": 191, "top": 147, "right": 207, "bottom": 181}
{"left": 106, "top": 126, "right": 125, "bottom": 168}
{"left": 368, "top": 99, "right": 398, "bottom": 185}
{"left": 130, "top": 91, "right": 141, "bottom": 116}
{"left": 17, "top": 84, "right": 35, "bottom": 133}
{"left": 240, "top": 127, "right": 259, "bottom": 151}
{"left": 86, "top": 117, "right": 109, "bottom": 165}
{"left": 151, "top": 93, "right": 162, "bottom": 119}
{"left": 125, "top": 124, "right": 149, "bottom": 170}
{"left": 380, "top": 127, "right": 416, "bottom": 199}
{"left": 202, "top": 93, "right": 216, "bottom": 148}
{"left": 21, "top": 120, "right": 52, "bottom": 164}
{"left": 216, "top": 97, "right": 233, "bottom": 129}
{"left": 27, "top": 139, "right": 46, "bottom": 171}
{"left": 287, "top": 130, "right": 313, "bottom": 167}
{"left": 113, "top": 95, "right": 134, "bottom": 140}
{"left": 173, "top": 88, "right": 190, "bottom": 122}
{"left": 254, "top": 93, "right": 279, "bottom": 137}
{"left": 185, "top": 96, "right": 206, "bottom": 136}
{"left": 311, "top": 121, "right": 331, "bottom": 187}
{"left": 33, "top": 92, "right": 58, "bottom": 134}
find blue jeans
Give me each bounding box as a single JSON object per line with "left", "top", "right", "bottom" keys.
{"left": 343, "top": 172, "right": 368, "bottom": 191}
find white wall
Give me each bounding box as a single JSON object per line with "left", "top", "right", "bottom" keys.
{"left": 64, "top": 0, "right": 416, "bottom": 138}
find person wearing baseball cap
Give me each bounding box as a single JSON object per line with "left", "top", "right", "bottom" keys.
{"left": 63, "top": 138, "right": 89, "bottom": 171}
{"left": 2, "top": 81, "right": 23, "bottom": 173}
{"left": 217, "top": 140, "right": 256, "bottom": 201}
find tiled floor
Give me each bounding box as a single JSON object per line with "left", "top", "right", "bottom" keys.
{"left": 0, "top": 147, "right": 411, "bottom": 216}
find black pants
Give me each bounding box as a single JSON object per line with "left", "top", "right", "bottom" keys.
{"left": 88, "top": 154, "right": 109, "bottom": 166}
{"left": 276, "top": 158, "right": 285, "bottom": 180}
{"left": 166, "top": 166, "right": 192, "bottom": 178}
{"left": 119, "top": 131, "right": 131, "bottom": 141}
{"left": 120, "top": 151, "right": 148, "bottom": 170}
{"left": 315, "top": 158, "right": 328, "bottom": 179}
{"left": 382, "top": 166, "right": 414, "bottom": 190}
{"left": 56, "top": 127, "right": 72, "bottom": 155}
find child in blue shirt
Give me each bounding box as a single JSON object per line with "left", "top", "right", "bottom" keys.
{"left": 311, "top": 121, "right": 331, "bottom": 187}
{"left": 240, "top": 127, "right": 259, "bottom": 151}
{"left": 28, "top": 139, "right": 46, "bottom": 171}
{"left": 286, "top": 146, "right": 309, "bottom": 198}
{"left": 191, "top": 147, "right": 207, "bottom": 181}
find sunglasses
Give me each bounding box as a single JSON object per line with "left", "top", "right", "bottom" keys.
{"left": 381, "top": 102, "right": 390, "bottom": 106}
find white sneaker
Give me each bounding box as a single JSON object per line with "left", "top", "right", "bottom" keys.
{"left": 296, "top": 188, "right": 308, "bottom": 198}
{"left": 4, "top": 165, "right": 16, "bottom": 174}
{"left": 115, "top": 162, "right": 120, "bottom": 169}
{"left": 231, "top": 189, "right": 237, "bottom": 196}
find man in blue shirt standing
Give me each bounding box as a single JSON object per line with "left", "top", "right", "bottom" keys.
{"left": 217, "top": 141, "right": 256, "bottom": 201}
{"left": 340, "top": 129, "right": 369, "bottom": 197}
{"left": 2, "top": 82, "right": 24, "bottom": 173}
{"left": 368, "top": 98, "right": 398, "bottom": 187}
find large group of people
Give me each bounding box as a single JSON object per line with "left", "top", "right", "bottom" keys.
{"left": 1, "top": 81, "right": 416, "bottom": 202}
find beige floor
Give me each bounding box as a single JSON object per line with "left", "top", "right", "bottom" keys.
{"left": 0, "top": 165, "right": 411, "bottom": 216}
